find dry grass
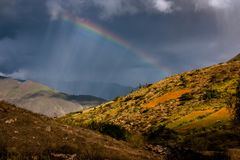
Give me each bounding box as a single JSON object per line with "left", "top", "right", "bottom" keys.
{"left": 227, "top": 149, "right": 240, "bottom": 160}
{"left": 178, "top": 107, "right": 231, "bottom": 131}
{"left": 0, "top": 101, "right": 160, "bottom": 160}
{"left": 143, "top": 89, "right": 191, "bottom": 109}
{"left": 166, "top": 109, "right": 214, "bottom": 129}
{"left": 60, "top": 60, "right": 240, "bottom": 154}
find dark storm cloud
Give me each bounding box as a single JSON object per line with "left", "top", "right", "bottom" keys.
{"left": 87, "top": 0, "right": 240, "bottom": 73}
{"left": 0, "top": 0, "right": 49, "bottom": 39}
{"left": 0, "top": 0, "right": 240, "bottom": 87}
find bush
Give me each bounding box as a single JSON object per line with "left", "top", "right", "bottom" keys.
{"left": 179, "top": 75, "right": 187, "bottom": 87}
{"left": 142, "top": 109, "right": 149, "bottom": 113}
{"left": 202, "top": 90, "right": 220, "bottom": 100}
{"left": 179, "top": 93, "right": 194, "bottom": 101}
{"left": 146, "top": 125, "right": 177, "bottom": 145}
{"left": 124, "top": 96, "right": 132, "bottom": 102}
{"left": 88, "top": 121, "right": 130, "bottom": 140}
{"left": 133, "top": 95, "right": 143, "bottom": 100}
{"left": 100, "top": 123, "right": 130, "bottom": 140}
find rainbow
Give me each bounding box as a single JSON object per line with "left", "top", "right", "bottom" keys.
{"left": 63, "top": 13, "right": 132, "bottom": 51}
{"left": 62, "top": 13, "right": 170, "bottom": 72}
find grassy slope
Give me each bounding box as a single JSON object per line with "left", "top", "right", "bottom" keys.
{"left": 0, "top": 101, "right": 161, "bottom": 160}
{"left": 60, "top": 60, "right": 240, "bottom": 152}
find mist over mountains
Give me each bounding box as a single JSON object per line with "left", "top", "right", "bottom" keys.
{"left": 41, "top": 80, "right": 134, "bottom": 100}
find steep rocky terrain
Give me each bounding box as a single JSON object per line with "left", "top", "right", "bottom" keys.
{"left": 60, "top": 55, "right": 240, "bottom": 158}
{"left": 0, "top": 78, "right": 105, "bottom": 117}
{"left": 0, "top": 101, "right": 161, "bottom": 160}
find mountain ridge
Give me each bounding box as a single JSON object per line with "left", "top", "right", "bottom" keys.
{"left": 228, "top": 53, "right": 240, "bottom": 62}
{"left": 0, "top": 77, "right": 105, "bottom": 117}
{"left": 60, "top": 54, "right": 240, "bottom": 156}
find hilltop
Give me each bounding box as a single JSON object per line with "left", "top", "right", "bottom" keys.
{"left": 0, "top": 77, "right": 105, "bottom": 117}
{"left": 0, "top": 101, "right": 160, "bottom": 160}
{"left": 60, "top": 54, "right": 240, "bottom": 157}
{"left": 229, "top": 53, "right": 240, "bottom": 62}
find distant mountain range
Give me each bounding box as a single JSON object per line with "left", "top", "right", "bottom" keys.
{"left": 0, "top": 77, "right": 106, "bottom": 117}
{"left": 44, "top": 80, "right": 134, "bottom": 100}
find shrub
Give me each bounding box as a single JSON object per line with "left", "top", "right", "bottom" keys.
{"left": 142, "top": 109, "right": 149, "bottom": 113}
{"left": 88, "top": 121, "right": 130, "bottom": 140}
{"left": 99, "top": 123, "right": 130, "bottom": 140}
{"left": 179, "top": 93, "right": 194, "bottom": 101}
{"left": 124, "top": 96, "right": 132, "bottom": 102}
{"left": 179, "top": 75, "right": 187, "bottom": 87}
{"left": 133, "top": 95, "right": 143, "bottom": 100}
{"left": 202, "top": 90, "right": 220, "bottom": 100}
{"left": 146, "top": 125, "right": 177, "bottom": 145}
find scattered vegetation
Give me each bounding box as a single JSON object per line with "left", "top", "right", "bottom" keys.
{"left": 2, "top": 55, "right": 240, "bottom": 159}
{"left": 224, "top": 80, "right": 240, "bottom": 122}
{"left": 0, "top": 102, "right": 159, "bottom": 160}
{"left": 234, "top": 81, "right": 240, "bottom": 122}
{"left": 60, "top": 58, "right": 240, "bottom": 158}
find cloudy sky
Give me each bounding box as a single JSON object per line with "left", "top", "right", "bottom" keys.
{"left": 0, "top": 0, "right": 240, "bottom": 88}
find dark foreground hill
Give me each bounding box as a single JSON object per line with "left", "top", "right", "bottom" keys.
{"left": 60, "top": 54, "right": 240, "bottom": 158}
{"left": 0, "top": 78, "right": 105, "bottom": 117}
{"left": 0, "top": 101, "right": 161, "bottom": 160}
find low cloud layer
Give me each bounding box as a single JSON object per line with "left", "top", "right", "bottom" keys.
{"left": 45, "top": 0, "right": 176, "bottom": 19}
{"left": 194, "top": 0, "right": 234, "bottom": 10}
{"left": 45, "top": 0, "right": 240, "bottom": 19}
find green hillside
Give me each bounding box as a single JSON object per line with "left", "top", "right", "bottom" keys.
{"left": 59, "top": 56, "right": 240, "bottom": 156}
